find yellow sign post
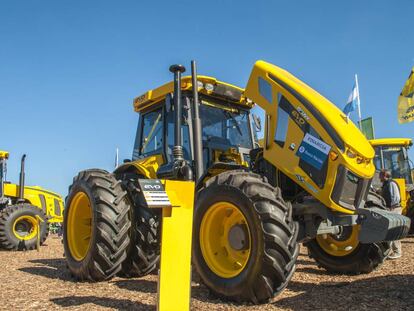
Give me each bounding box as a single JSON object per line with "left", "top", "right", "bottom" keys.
{"left": 156, "top": 180, "right": 195, "bottom": 311}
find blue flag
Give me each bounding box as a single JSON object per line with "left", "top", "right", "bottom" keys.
{"left": 343, "top": 83, "right": 359, "bottom": 115}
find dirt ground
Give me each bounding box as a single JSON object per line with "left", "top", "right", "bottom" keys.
{"left": 0, "top": 236, "right": 413, "bottom": 311}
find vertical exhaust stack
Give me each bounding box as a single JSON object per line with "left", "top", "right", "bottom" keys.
{"left": 191, "top": 60, "right": 204, "bottom": 181}
{"left": 169, "top": 64, "right": 186, "bottom": 163}
{"left": 18, "top": 154, "right": 26, "bottom": 202}
{"left": 157, "top": 64, "right": 193, "bottom": 181}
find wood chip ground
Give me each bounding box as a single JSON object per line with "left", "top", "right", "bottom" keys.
{"left": 0, "top": 235, "right": 413, "bottom": 310}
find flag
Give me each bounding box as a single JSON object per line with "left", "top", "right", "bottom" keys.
{"left": 360, "top": 117, "right": 375, "bottom": 139}
{"left": 343, "top": 82, "right": 359, "bottom": 116}
{"left": 398, "top": 66, "right": 414, "bottom": 124}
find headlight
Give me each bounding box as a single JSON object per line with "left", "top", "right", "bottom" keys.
{"left": 205, "top": 83, "right": 215, "bottom": 92}
{"left": 346, "top": 149, "right": 356, "bottom": 158}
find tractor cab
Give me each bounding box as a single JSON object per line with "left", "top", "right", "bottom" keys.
{"left": 369, "top": 138, "right": 413, "bottom": 216}
{"left": 132, "top": 76, "right": 256, "bottom": 174}
{"left": 370, "top": 138, "right": 413, "bottom": 187}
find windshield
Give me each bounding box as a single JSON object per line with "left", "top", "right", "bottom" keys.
{"left": 373, "top": 146, "right": 413, "bottom": 184}
{"left": 200, "top": 101, "right": 253, "bottom": 149}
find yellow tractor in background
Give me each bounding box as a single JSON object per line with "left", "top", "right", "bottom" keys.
{"left": 63, "top": 60, "right": 410, "bottom": 304}
{"left": 369, "top": 138, "right": 414, "bottom": 231}
{"left": 0, "top": 150, "right": 64, "bottom": 250}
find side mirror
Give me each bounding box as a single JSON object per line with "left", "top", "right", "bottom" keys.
{"left": 252, "top": 114, "right": 262, "bottom": 132}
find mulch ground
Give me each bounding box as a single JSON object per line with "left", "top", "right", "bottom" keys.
{"left": 0, "top": 235, "right": 413, "bottom": 310}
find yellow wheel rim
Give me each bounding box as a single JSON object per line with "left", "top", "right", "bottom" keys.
{"left": 199, "top": 202, "right": 251, "bottom": 278}
{"left": 13, "top": 215, "right": 38, "bottom": 240}
{"left": 316, "top": 225, "right": 360, "bottom": 257}
{"left": 67, "top": 192, "right": 93, "bottom": 261}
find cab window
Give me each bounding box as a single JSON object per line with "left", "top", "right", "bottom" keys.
{"left": 166, "top": 109, "right": 192, "bottom": 161}
{"left": 139, "top": 108, "right": 163, "bottom": 157}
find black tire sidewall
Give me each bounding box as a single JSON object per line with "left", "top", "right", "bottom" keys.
{"left": 63, "top": 180, "right": 98, "bottom": 276}
{"left": 306, "top": 237, "right": 385, "bottom": 274}
{"left": 194, "top": 184, "right": 264, "bottom": 298}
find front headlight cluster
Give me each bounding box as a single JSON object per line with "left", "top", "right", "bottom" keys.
{"left": 196, "top": 80, "right": 215, "bottom": 93}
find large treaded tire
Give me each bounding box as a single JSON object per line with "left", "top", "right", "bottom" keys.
{"left": 120, "top": 200, "right": 160, "bottom": 277}
{"left": 305, "top": 237, "right": 390, "bottom": 274}
{"left": 0, "top": 204, "right": 49, "bottom": 250}
{"left": 193, "top": 170, "right": 299, "bottom": 304}
{"left": 114, "top": 174, "right": 160, "bottom": 278}
{"left": 63, "top": 169, "right": 131, "bottom": 281}
{"left": 305, "top": 191, "right": 391, "bottom": 274}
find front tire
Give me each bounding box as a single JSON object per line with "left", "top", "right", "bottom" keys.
{"left": 63, "top": 169, "right": 131, "bottom": 281}
{"left": 305, "top": 228, "right": 390, "bottom": 274}
{"left": 193, "top": 170, "right": 299, "bottom": 303}
{"left": 0, "top": 204, "right": 48, "bottom": 250}
{"left": 305, "top": 191, "right": 391, "bottom": 274}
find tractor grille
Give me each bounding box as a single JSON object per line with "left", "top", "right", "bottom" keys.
{"left": 331, "top": 165, "right": 371, "bottom": 210}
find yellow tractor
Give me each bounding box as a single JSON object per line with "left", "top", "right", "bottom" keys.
{"left": 63, "top": 61, "right": 410, "bottom": 303}
{"left": 369, "top": 138, "right": 414, "bottom": 230}
{"left": 0, "top": 150, "right": 64, "bottom": 250}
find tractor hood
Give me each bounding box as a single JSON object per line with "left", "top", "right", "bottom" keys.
{"left": 244, "top": 61, "right": 374, "bottom": 160}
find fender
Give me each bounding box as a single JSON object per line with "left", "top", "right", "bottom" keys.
{"left": 114, "top": 155, "right": 164, "bottom": 179}
{"left": 196, "top": 162, "right": 247, "bottom": 191}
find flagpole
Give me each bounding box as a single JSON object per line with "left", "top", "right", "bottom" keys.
{"left": 115, "top": 147, "right": 119, "bottom": 168}
{"left": 355, "top": 74, "right": 362, "bottom": 129}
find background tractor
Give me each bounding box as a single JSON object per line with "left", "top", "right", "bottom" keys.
{"left": 63, "top": 60, "right": 410, "bottom": 304}
{"left": 0, "top": 150, "right": 64, "bottom": 250}
{"left": 369, "top": 138, "right": 414, "bottom": 231}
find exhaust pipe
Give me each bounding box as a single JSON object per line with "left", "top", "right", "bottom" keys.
{"left": 190, "top": 60, "right": 204, "bottom": 181}
{"left": 18, "top": 154, "right": 26, "bottom": 202}
{"left": 157, "top": 64, "right": 193, "bottom": 181}
{"left": 169, "top": 64, "right": 186, "bottom": 163}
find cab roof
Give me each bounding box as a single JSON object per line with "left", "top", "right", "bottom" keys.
{"left": 133, "top": 75, "right": 252, "bottom": 112}
{"left": 369, "top": 138, "right": 413, "bottom": 148}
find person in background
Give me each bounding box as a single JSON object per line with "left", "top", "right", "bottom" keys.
{"left": 380, "top": 169, "right": 402, "bottom": 259}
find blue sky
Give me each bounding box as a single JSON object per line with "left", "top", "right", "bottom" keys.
{"left": 1, "top": 0, "right": 413, "bottom": 196}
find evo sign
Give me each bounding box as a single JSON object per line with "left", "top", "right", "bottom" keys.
{"left": 296, "top": 133, "right": 331, "bottom": 170}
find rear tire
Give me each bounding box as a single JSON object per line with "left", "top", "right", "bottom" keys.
{"left": 120, "top": 202, "right": 160, "bottom": 277}
{"left": 0, "top": 204, "right": 48, "bottom": 250}
{"left": 193, "top": 170, "right": 299, "bottom": 303}
{"left": 115, "top": 174, "right": 161, "bottom": 278}
{"left": 63, "top": 169, "right": 131, "bottom": 281}
{"left": 305, "top": 191, "right": 391, "bottom": 274}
